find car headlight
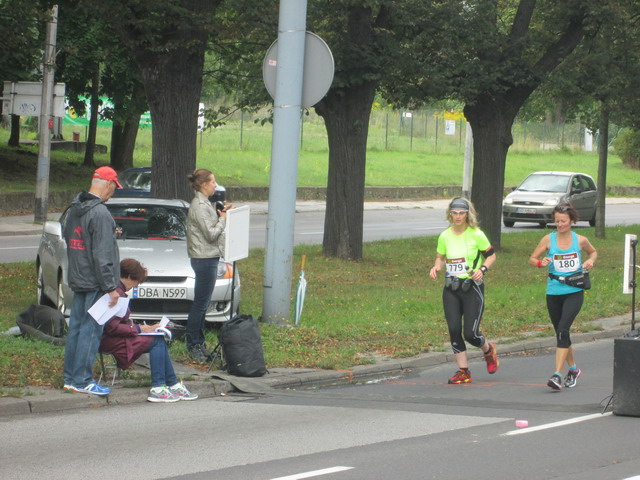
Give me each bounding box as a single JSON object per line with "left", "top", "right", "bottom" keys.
{"left": 544, "top": 197, "right": 560, "bottom": 206}
{"left": 217, "top": 262, "right": 233, "bottom": 279}
{"left": 503, "top": 197, "right": 513, "bottom": 205}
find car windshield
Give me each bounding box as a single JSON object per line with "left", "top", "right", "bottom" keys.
{"left": 108, "top": 205, "right": 187, "bottom": 240}
{"left": 518, "top": 174, "right": 569, "bottom": 193}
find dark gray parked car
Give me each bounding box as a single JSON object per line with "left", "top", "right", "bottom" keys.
{"left": 502, "top": 171, "right": 597, "bottom": 228}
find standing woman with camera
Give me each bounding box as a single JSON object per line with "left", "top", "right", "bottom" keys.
{"left": 529, "top": 203, "right": 597, "bottom": 390}
{"left": 429, "top": 197, "right": 499, "bottom": 384}
{"left": 185, "top": 169, "right": 228, "bottom": 362}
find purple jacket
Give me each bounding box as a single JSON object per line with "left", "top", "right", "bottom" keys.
{"left": 99, "top": 284, "right": 152, "bottom": 369}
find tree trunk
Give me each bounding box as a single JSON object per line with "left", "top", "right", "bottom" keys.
{"left": 83, "top": 66, "right": 100, "bottom": 167}
{"left": 110, "top": 82, "right": 145, "bottom": 171}
{"left": 135, "top": 44, "right": 204, "bottom": 201}
{"left": 464, "top": 97, "right": 518, "bottom": 249}
{"left": 316, "top": 81, "right": 377, "bottom": 261}
{"left": 8, "top": 114, "right": 20, "bottom": 147}
{"left": 595, "top": 103, "right": 609, "bottom": 239}
{"left": 110, "top": 112, "right": 140, "bottom": 171}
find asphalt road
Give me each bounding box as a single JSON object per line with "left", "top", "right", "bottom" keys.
{"left": 2, "top": 203, "right": 639, "bottom": 264}
{"left": 2, "top": 340, "right": 639, "bottom": 480}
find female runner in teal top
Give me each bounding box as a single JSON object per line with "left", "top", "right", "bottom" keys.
{"left": 529, "top": 203, "right": 597, "bottom": 390}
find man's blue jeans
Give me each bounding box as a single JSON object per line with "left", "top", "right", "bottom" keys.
{"left": 147, "top": 336, "right": 178, "bottom": 388}
{"left": 63, "top": 291, "right": 104, "bottom": 388}
{"left": 186, "top": 257, "right": 219, "bottom": 348}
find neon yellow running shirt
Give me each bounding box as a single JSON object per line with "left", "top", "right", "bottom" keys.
{"left": 436, "top": 227, "right": 491, "bottom": 278}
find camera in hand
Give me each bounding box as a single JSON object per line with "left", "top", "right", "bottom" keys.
{"left": 209, "top": 184, "right": 226, "bottom": 213}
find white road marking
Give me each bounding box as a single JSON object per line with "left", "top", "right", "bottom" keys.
{"left": 504, "top": 412, "right": 612, "bottom": 436}
{"left": 0, "top": 246, "right": 38, "bottom": 250}
{"left": 271, "top": 466, "right": 354, "bottom": 480}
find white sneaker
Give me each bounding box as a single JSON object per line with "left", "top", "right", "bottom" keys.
{"left": 170, "top": 382, "right": 199, "bottom": 401}
{"left": 147, "top": 386, "right": 180, "bottom": 403}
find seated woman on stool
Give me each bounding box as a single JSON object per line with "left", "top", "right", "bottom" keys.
{"left": 100, "top": 258, "right": 198, "bottom": 403}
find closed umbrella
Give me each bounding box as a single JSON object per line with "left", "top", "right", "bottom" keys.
{"left": 294, "top": 255, "right": 307, "bottom": 326}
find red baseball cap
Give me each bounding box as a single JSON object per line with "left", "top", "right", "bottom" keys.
{"left": 93, "top": 166, "right": 122, "bottom": 189}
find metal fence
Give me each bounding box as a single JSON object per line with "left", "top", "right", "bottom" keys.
{"left": 213, "top": 108, "right": 602, "bottom": 154}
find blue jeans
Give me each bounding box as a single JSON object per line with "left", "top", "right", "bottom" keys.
{"left": 64, "top": 291, "right": 105, "bottom": 387}
{"left": 186, "top": 257, "right": 219, "bottom": 348}
{"left": 146, "top": 337, "right": 178, "bottom": 388}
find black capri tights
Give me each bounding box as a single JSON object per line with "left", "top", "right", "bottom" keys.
{"left": 442, "top": 282, "right": 486, "bottom": 354}
{"left": 546, "top": 290, "right": 584, "bottom": 349}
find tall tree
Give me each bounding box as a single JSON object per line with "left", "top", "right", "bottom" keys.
{"left": 527, "top": 0, "right": 640, "bottom": 238}
{"left": 387, "top": 0, "right": 604, "bottom": 248}
{"left": 109, "top": 0, "right": 221, "bottom": 200}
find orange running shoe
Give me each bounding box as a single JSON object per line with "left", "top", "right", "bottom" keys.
{"left": 484, "top": 343, "right": 500, "bottom": 374}
{"left": 448, "top": 369, "right": 472, "bottom": 384}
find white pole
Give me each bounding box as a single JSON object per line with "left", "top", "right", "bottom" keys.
{"left": 462, "top": 122, "right": 473, "bottom": 199}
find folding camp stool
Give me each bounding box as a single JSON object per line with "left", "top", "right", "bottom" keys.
{"left": 98, "top": 352, "right": 120, "bottom": 386}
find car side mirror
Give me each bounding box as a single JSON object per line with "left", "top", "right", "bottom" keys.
{"left": 43, "top": 221, "right": 62, "bottom": 238}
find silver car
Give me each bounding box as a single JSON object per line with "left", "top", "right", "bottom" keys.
{"left": 36, "top": 197, "right": 240, "bottom": 324}
{"left": 502, "top": 171, "right": 597, "bottom": 228}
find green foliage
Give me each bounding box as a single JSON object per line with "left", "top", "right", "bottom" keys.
{"left": 614, "top": 129, "right": 640, "bottom": 170}
{"left": 0, "top": 0, "right": 42, "bottom": 82}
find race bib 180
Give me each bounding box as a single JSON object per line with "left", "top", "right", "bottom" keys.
{"left": 553, "top": 253, "right": 579, "bottom": 273}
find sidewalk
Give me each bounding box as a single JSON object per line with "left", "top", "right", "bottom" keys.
{"left": 0, "top": 312, "right": 632, "bottom": 417}
{"left": 1, "top": 197, "right": 638, "bottom": 237}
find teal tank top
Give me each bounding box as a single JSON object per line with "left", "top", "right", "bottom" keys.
{"left": 547, "top": 231, "right": 582, "bottom": 295}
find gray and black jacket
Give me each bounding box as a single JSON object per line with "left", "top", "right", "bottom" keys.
{"left": 63, "top": 191, "right": 120, "bottom": 293}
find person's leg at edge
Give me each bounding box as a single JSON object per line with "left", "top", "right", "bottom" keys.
{"left": 63, "top": 292, "right": 84, "bottom": 385}
{"left": 443, "top": 288, "right": 471, "bottom": 382}
{"left": 148, "top": 336, "right": 168, "bottom": 388}
{"left": 461, "top": 283, "right": 489, "bottom": 353}
{"left": 554, "top": 291, "right": 583, "bottom": 374}
{"left": 70, "top": 291, "right": 105, "bottom": 388}
{"left": 186, "top": 258, "right": 219, "bottom": 350}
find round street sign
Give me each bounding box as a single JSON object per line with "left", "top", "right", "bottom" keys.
{"left": 262, "top": 31, "right": 334, "bottom": 108}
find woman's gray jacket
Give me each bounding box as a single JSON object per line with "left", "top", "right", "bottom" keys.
{"left": 186, "top": 191, "right": 226, "bottom": 258}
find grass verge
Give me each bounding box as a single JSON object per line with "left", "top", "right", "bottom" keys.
{"left": 1, "top": 226, "right": 637, "bottom": 392}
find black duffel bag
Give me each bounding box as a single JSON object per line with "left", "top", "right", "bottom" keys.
{"left": 218, "top": 314, "right": 267, "bottom": 377}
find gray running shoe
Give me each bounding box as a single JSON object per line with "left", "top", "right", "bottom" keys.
{"left": 147, "top": 386, "right": 180, "bottom": 403}
{"left": 564, "top": 368, "right": 582, "bottom": 388}
{"left": 547, "top": 374, "right": 562, "bottom": 390}
{"left": 170, "top": 382, "right": 199, "bottom": 401}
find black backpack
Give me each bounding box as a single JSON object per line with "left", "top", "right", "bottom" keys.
{"left": 16, "top": 305, "right": 67, "bottom": 346}
{"left": 218, "top": 314, "right": 267, "bottom": 377}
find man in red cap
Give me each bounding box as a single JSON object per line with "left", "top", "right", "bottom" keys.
{"left": 92, "top": 166, "right": 123, "bottom": 189}
{"left": 62, "top": 166, "right": 122, "bottom": 396}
